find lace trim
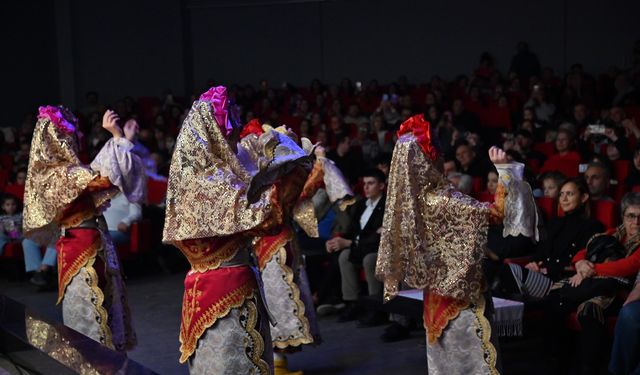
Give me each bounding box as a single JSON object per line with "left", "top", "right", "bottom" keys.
{"left": 243, "top": 298, "right": 270, "bottom": 374}
{"left": 271, "top": 247, "right": 314, "bottom": 349}
{"left": 256, "top": 231, "right": 292, "bottom": 271}
{"left": 57, "top": 236, "right": 101, "bottom": 304}
{"left": 179, "top": 282, "right": 256, "bottom": 363}
{"left": 424, "top": 292, "right": 469, "bottom": 344}
{"left": 472, "top": 296, "right": 499, "bottom": 375}
{"left": 83, "top": 262, "right": 115, "bottom": 349}
{"left": 174, "top": 237, "right": 245, "bottom": 272}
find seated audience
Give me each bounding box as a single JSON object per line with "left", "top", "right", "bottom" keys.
{"left": 326, "top": 169, "right": 386, "bottom": 324}
{"left": 544, "top": 192, "right": 640, "bottom": 374}
{"left": 0, "top": 194, "right": 56, "bottom": 289}
{"left": 540, "top": 171, "right": 566, "bottom": 199}
{"left": 496, "top": 178, "right": 604, "bottom": 298}
{"left": 584, "top": 161, "right": 614, "bottom": 202}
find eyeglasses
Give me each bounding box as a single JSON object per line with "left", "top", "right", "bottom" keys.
{"left": 624, "top": 213, "right": 640, "bottom": 221}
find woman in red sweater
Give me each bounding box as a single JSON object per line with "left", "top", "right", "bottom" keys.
{"left": 544, "top": 192, "right": 640, "bottom": 375}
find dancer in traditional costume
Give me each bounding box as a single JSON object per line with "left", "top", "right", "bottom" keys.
{"left": 239, "top": 121, "right": 353, "bottom": 374}
{"left": 23, "top": 106, "right": 145, "bottom": 351}
{"left": 376, "top": 114, "right": 538, "bottom": 375}
{"left": 162, "top": 87, "right": 312, "bottom": 374}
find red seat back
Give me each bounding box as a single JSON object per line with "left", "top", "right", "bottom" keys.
{"left": 591, "top": 200, "right": 620, "bottom": 229}
{"left": 476, "top": 191, "right": 494, "bottom": 203}
{"left": 147, "top": 179, "right": 168, "bottom": 205}
{"left": 4, "top": 183, "right": 25, "bottom": 202}
{"left": 536, "top": 197, "right": 557, "bottom": 220}
{"left": 471, "top": 177, "right": 483, "bottom": 195}
{"left": 613, "top": 160, "right": 631, "bottom": 184}
{"left": 533, "top": 142, "right": 556, "bottom": 158}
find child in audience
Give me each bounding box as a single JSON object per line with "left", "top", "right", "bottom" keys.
{"left": 541, "top": 171, "right": 566, "bottom": 199}
{"left": 0, "top": 194, "right": 56, "bottom": 289}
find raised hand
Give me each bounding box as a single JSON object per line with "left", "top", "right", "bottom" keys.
{"left": 488, "top": 146, "right": 509, "bottom": 164}
{"left": 102, "top": 110, "right": 123, "bottom": 138}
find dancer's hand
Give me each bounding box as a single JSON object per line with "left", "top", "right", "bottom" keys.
{"left": 102, "top": 110, "right": 123, "bottom": 138}
{"left": 488, "top": 146, "right": 508, "bottom": 164}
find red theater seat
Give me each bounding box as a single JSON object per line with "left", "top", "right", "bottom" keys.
{"left": 476, "top": 191, "right": 494, "bottom": 203}
{"left": 147, "top": 179, "right": 168, "bottom": 205}
{"left": 536, "top": 197, "right": 557, "bottom": 221}
{"left": 4, "top": 183, "right": 25, "bottom": 202}
{"left": 591, "top": 200, "right": 619, "bottom": 229}
{"left": 613, "top": 160, "right": 631, "bottom": 184}
{"left": 116, "top": 219, "right": 153, "bottom": 261}
{"left": 533, "top": 142, "right": 556, "bottom": 158}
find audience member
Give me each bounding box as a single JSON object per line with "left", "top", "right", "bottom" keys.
{"left": 326, "top": 169, "right": 386, "bottom": 324}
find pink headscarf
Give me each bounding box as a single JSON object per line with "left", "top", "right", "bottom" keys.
{"left": 199, "top": 86, "right": 232, "bottom": 137}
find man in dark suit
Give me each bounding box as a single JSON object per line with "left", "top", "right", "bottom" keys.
{"left": 326, "top": 169, "right": 386, "bottom": 322}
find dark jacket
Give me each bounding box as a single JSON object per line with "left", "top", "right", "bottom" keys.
{"left": 532, "top": 206, "right": 604, "bottom": 280}
{"left": 344, "top": 195, "right": 386, "bottom": 264}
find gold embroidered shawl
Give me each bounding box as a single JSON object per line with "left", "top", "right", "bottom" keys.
{"left": 376, "top": 133, "right": 490, "bottom": 302}
{"left": 163, "top": 101, "right": 279, "bottom": 243}
{"left": 23, "top": 114, "right": 97, "bottom": 245}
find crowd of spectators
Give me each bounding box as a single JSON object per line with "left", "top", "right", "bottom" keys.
{"left": 2, "top": 40, "right": 640, "bottom": 373}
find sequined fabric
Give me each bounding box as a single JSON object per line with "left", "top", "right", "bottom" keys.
{"left": 163, "top": 101, "right": 279, "bottom": 243}
{"left": 23, "top": 116, "right": 97, "bottom": 245}
{"left": 376, "top": 133, "right": 490, "bottom": 303}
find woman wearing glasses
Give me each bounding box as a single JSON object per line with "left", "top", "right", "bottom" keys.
{"left": 543, "top": 192, "right": 640, "bottom": 375}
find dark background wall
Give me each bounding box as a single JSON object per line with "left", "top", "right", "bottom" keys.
{"left": 2, "top": 0, "right": 638, "bottom": 125}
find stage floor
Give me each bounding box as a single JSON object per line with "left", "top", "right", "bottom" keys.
{"left": 1, "top": 272, "right": 427, "bottom": 375}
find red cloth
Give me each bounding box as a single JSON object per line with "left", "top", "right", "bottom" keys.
{"left": 56, "top": 228, "right": 101, "bottom": 304}
{"left": 572, "top": 228, "right": 640, "bottom": 278}
{"left": 179, "top": 266, "right": 257, "bottom": 363}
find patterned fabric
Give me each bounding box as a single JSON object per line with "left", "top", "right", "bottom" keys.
{"left": 24, "top": 107, "right": 141, "bottom": 246}
{"left": 56, "top": 227, "right": 101, "bottom": 304}
{"left": 425, "top": 295, "right": 499, "bottom": 375}
{"left": 60, "top": 225, "right": 137, "bottom": 352}
{"left": 163, "top": 100, "right": 280, "bottom": 243}
{"left": 263, "top": 246, "right": 317, "bottom": 348}
{"left": 376, "top": 132, "right": 490, "bottom": 303}
{"left": 423, "top": 291, "right": 469, "bottom": 344}
{"left": 179, "top": 266, "right": 258, "bottom": 363}
{"left": 188, "top": 295, "right": 271, "bottom": 375}
{"left": 23, "top": 112, "right": 98, "bottom": 245}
